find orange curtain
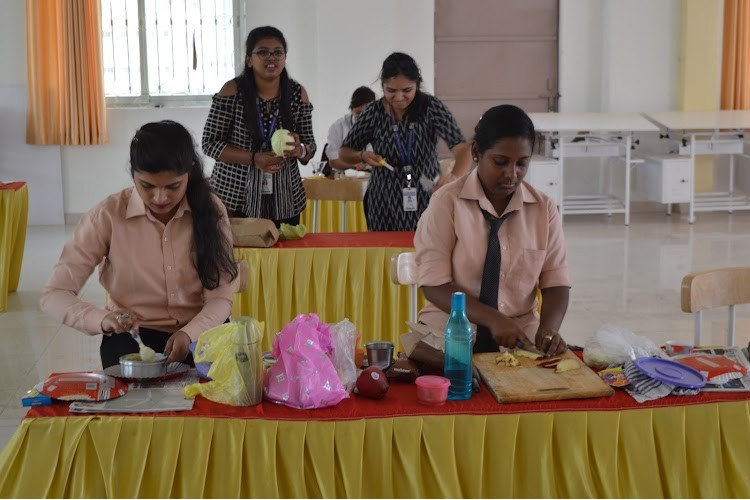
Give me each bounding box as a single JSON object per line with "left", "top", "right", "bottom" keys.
{"left": 26, "top": 0, "right": 107, "bottom": 145}
{"left": 721, "top": 0, "right": 750, "bottom": 110}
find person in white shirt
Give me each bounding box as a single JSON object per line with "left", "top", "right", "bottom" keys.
{"left": 324, "top": 86, "right": 376, "bottom": 172}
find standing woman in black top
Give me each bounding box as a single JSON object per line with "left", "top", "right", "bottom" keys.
{"left": 339, "top": 52, "right": 471, "bottom": 231}
{"left": 202, "top": 26, "right": 316, "bottom": 226}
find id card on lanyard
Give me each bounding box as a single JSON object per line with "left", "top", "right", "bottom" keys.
{"left": 257, "top": 98, "right": 279, "bottom": 195}
{"left": 391, "top": 115, "right": 417, "bottom": 212}
{"left": 403, "top": 168, "right": 417, "bottom": 212}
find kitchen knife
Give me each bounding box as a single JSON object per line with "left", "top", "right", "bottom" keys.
{"left": 515, "top": 340, "right": 549, "bottom": 359}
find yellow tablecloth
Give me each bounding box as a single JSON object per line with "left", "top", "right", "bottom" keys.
{"left": 1, "top": 400, "right": 749, "bottom": 497}
{"left": 232, "top": 233, "right": 424, "bottom": 351}
{"left": 0, "top": 183, "right": 28, "bottom": 312}
{"left": 299, "top": 199, "right": 367, "bottom": 233}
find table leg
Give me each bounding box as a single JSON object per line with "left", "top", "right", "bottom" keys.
{"left": 625, "top": 136, "right": 631, "bottom": 226}
{"left": 689, "top": 135, "right": 696, "bottom": 224}
{"left": 312, "top": 200, "right": 319, "bottom": 233}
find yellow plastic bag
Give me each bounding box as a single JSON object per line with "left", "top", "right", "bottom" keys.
{"left": 183, "top": 317, "right": 264, "bottom": 406}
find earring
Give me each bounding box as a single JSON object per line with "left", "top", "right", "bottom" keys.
{"left": 473, "top": 157, "right": 478, "bottom": 162}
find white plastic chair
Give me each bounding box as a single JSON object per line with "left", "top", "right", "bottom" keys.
{"left": 389, "top": 251, "right": 419, "bottom": 324}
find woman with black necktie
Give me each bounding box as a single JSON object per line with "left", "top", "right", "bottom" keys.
{"left": 202, "top": 26, "right": 315, "bottom": 227}
{"left": 414, "top": 105, "right": 570, "bottom": 356}
{"left": 338, "top": 52, "right": 471, "bottom": 231}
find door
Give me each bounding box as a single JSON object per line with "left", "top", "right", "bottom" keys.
{"left": 434, "top": 0, "right": 559, "bottom": 151}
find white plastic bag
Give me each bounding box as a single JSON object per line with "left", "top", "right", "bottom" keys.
{"left": 329, "top": 319, "right": 358, "bottom": 393}
{"left": 583, "top": 324, "right": 665, "bottom": 370}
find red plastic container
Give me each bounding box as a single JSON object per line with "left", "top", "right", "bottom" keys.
{"left": 415, "top": 375, "right": 451, "bottom": 406}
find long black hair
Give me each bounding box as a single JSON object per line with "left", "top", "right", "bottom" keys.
{"left": 237, "top": 26, "right": 294, "bottom": 148}
{"left": 474, "top": 104, "right": 536, "bottom": 155}
{"left": 130, "top": 120, "right": 238, "bottom": 289}
{"left": 380, "top": 52, "right": 431, "bottom": 121}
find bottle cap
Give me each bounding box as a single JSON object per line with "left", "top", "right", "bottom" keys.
{"left": 451, "top": 292, "right": 466, "bottom": 311}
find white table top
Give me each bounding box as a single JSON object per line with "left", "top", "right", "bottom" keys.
{"left": 528, "top": 112, "right": 660, "bottom": 133}
{"left": 645, "top": 110, "right": 750, "bottom": 131}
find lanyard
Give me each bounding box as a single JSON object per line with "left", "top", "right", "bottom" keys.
{"left": 256, "top": 98, "right": 279, "bottom": 148}
{"left": 388, "top": 110, "right": 414, "bottom": 168}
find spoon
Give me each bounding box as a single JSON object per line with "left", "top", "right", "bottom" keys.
{"left": 129, "top": 328, "right": 157, "bottom": 362}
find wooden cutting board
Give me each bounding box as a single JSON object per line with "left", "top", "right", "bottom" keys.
{"left": 474, "top": 350, "right": 614, "bottom": 403}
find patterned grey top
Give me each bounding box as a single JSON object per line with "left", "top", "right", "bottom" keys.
{"left": 202, "top": 78, "right": 315, "bottom": 219}
{"left": 342, "top": 96, "right": 464, "bottom": 231}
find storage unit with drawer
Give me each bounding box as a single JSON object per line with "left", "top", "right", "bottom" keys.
{"left": 526, "top": 156, "right": 561, "bottom": 206}
{"left": 637, "top": 155, "right": 692, "bottom": 205}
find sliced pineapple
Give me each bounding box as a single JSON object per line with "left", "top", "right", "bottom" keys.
{"left": 555, "top": 358, "right": 581, "bottom": 373}
{"left": 495, "top": 351, "right": 520, "bottom": 367}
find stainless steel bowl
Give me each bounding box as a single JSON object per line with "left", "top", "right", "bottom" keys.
{"left": 119, "top": 353, "right": 167, "bottom": 378}
{"left": 365, "top": 341, "right": 395, "bottom": 370}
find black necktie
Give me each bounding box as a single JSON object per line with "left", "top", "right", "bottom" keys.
{"left": 475, "top": 209, "right": 510, "bottom": 353}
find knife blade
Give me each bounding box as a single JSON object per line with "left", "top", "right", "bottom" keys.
{"left": 516, "top": 340, "right": 549, "bottom": 359}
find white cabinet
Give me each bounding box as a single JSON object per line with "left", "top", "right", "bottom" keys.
{"left": 637, "top": 155, "right": 692, "bottom": 204}
{"left": 526, "top": 156, "right": 560, "bottom": 206}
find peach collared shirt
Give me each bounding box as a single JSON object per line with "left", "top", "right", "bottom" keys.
{"left": 414, "top": 168, "right": 570, "bottom": 338}
{"left": 40, "top": 187, "right": 234, "bottom": 341}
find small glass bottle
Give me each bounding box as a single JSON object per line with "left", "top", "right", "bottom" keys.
{"left": 444, "top": 292, "right": 473, "bottom": 400}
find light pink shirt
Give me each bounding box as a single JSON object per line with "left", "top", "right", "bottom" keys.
{"left": 415, "top": 169, "right": 570, "bottom": 337}
{"left": 40, "top": 187, "right": 234, "bottom": 341}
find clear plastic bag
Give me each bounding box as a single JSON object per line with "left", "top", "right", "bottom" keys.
{"left": 583, "top": 324, "right": 666, "bottom": 370}
{"left": 329, "top": 319, "right": 358, "bottom": 393}
{"left": 183, "top": 317, "right": 264, "bottom": 406}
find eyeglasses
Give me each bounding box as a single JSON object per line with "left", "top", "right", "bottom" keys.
{"left": 253, "top": 49, "right": 286, "bottom": 59}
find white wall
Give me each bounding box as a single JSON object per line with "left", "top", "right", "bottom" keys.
{"left": 559, "top": 0, "right": 680, "bottom": 113}
{"left": 2, "top": 0, "right": 686, "bottom": 219}
{"left": 558, "top": 0, "right": 603, "bottom": 113}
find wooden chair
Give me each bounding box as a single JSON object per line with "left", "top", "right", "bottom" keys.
{"left": 389, "top": 252, "right": 419, "bottom": 323}
{"left": 681, "top": 267, "right": 750, "bottom": 346}
{"left": 302, "top": 177, "right": 367, "bottom": 232}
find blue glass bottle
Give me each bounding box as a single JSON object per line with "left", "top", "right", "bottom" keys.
{"left": 444, "top": 292, "right": 472, "bottom": 400}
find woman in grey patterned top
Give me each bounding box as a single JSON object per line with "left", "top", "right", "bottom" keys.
{"left": 202, "top": 26, "right": 315, "bottom": 226}
{"left": 339, "top": 52, "right": 471, "bottom": 231}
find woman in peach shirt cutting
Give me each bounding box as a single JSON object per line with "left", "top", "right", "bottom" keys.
{"left": 41, "top": 121, "right": 238, "bottom": 368}
{"left": 415, "top": 105, "right": 570, "bottom": 356}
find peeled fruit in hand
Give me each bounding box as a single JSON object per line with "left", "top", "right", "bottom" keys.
{"left": 271, "top": 129, "right": 295, "bottom": 156}
{"left": 355, "top": 367, "right": 389, "bottom": 399}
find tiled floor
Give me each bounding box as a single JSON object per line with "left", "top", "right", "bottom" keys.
{"left": 2, "top": 211, "right": 750, "bottom": 450}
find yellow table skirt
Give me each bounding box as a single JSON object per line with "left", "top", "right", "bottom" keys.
{"left": 300, "top": 199, "right": 367, "bottom": 233}
{"left": 232, "top": 245, "right": 425, "bottom": 351}
{"left": 0, "top": 183, "right": 29, "bottom": 312}
{"left": 2, "top": 401, "right": 749, "bottom": 498}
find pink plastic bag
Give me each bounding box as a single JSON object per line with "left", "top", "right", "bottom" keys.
{"left": 264, "top": 313, "right": 348, "bottom": 409}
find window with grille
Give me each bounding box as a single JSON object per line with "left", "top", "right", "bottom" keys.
{"left": 101, "top": 0, "right": 240, "bottom": 104}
